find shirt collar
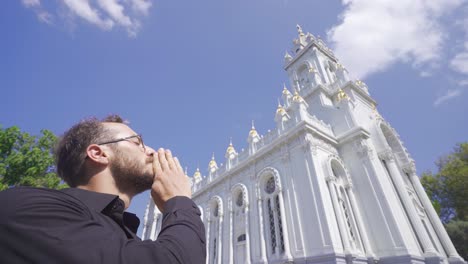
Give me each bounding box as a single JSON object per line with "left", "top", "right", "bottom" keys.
{"left": 61, "top": 188, "right": 120, "bottom": 212}
{"left": 60, "top": 188, "right": 140, "bottom": 236}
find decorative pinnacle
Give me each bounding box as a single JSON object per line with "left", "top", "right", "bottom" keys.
{"left": 292, "top": 89, "right": 304, "bottom": 102}
{"left": 282, "top": 83, "right": 291, "bottom": 95}
{"left": 249, "top": 120, "right": 258, "bottom": 137}
{"left": 297, "top": 24, "right": 304, "bottom": 36}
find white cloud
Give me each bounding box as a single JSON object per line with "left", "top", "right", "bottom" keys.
{"left": 327, "top": 0, "right": 466, "bottom": 79}
{"left": 450, "top": 50, "right": 468, "bottom": 74}
{"left": 63, "top": 0, "right": 114, "bottom": 30}
{"left": 129, "top": 0, "right": 152, "bottom": 15}
{"left": 21, "top": 0, "right": 40, "bottom": 7}
{"left": 21, "top": 0, "right": 53, "bottom": 25}
{"left": 433, "top": 89, "right": 463, "bottom": 106}
{"left": 21, "top": 0, "right": 153, "bottom": 36}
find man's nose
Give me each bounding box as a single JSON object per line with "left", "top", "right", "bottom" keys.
{"left": 145, "top": 146, "right": 156, "bottom": 156}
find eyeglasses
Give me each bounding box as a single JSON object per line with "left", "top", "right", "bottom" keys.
{"left": 97, "top": 134, "right": 146, "bottom": 152}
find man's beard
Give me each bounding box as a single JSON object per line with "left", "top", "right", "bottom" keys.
{"left": 109, "top": 150, "right": 154, "bottom": 195}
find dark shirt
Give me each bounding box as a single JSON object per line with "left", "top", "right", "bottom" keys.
{"left": 0, "top": 187, "right": 206, "bottom": 264}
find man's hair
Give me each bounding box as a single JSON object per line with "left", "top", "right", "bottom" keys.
{"left": 55, "top": 114, "right": 126, "bottom": 187}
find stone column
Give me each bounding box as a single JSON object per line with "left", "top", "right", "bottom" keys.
{"left": 217, "top": 215, "right": 223, "bottom": 264}
{"left": 404, "top": 163, "right": 464, "bottom": 263}
{"left": 326, "top": 176, "right": 352, "bottom": 254}
{"left": 345, "top": 186, "right": 374, "bottom": 258}
{"left": 277, "top": 191, "right": 293, "bottom": 261}
{"left": 206, "top": 211, "right": 211, "bottom": 264}
{"left": 256, "top": 187, "right": 267, "bottom": 263}
{"left": 379, "top": 149, "right": 438, "bottom": 257}
{"left": 229, "top": 199, "right": 234, "bottom": 264}
{"left": 245, "top": 205, "right": 252, "bottom": 264}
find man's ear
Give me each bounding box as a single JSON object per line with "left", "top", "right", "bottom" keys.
{"left": 86, "top": 144, "right": 110, "bottom": 165}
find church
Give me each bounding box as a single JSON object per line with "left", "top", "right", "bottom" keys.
{"left": 141, "top": 26, "right": 466, "bottom": 264}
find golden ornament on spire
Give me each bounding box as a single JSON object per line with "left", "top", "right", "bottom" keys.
{"left": 226, "top": 139, "right": 236, "bottom": 155}
{"left": 249, "top": 121, "right": 258, "bottom": 137}
{"left": 336, "top": 89, "right": 349, "bottom": 102}
{"left": 292, "top": 90, "right": 304, "bottom": 102}
{"left": 193, "top": 168, "right": 202, "bottom": 182}
{"left": 276, "top": 103, "right": 286, "bottom": 115}
{"left": 208, "top": 153, "right": 217, "bottom": 168}
{"left": 282, "top": 84, "right": 291, "bottom": 95}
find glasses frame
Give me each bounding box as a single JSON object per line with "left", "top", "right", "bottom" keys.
{"left": 97, "top": 134, "right": 146, "bottom": 152}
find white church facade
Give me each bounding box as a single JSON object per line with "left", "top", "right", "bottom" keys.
{"left": 142, "top": 26, "right": 466, "bottom": 264}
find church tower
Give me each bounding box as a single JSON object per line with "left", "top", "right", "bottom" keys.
{"left": 142, "top": 26, "right": 466, "bottom": 264}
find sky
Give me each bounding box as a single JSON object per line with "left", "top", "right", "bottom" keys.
{"left": 1, "top": 0, "right": 468, "bottom": 236}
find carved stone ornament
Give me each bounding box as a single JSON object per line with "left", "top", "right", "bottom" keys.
{"left": 378, "top": 149, "right": 395, "bottom": 162}
{"left": 325, "top": 174, "right": 336, "bottom": 182}
{"left": 402, "top": 161, "right": 417, "bottom": 176}
{"left": 353, "top": 140, "right": 373, "bottom": 160}
{"left": 304, "top": 133, "right": 338, "bottom": 156}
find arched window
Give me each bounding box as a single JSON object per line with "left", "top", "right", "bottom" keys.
{"left": 231, "top": 184, "right": 250, "bottom": 264}
{"left": 329, "top": 160, "right": 364, "bottom": 253}
{"left": 263, "top": 175, "right": 285, "bottom": 256}
{"left": 209, "top": 197, "right": 223, "bottom": 264}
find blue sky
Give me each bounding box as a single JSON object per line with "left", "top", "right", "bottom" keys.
{"left": 2, "top": 0, "right": 467, "bottom": 235}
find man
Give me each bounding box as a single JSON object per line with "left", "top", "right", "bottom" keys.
{"left": 0, "top": 115, "right": 206, "bottom": 263}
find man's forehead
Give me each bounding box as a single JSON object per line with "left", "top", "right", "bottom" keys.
{"left": 102, "top": 122, "right": 136, "bottom": 136}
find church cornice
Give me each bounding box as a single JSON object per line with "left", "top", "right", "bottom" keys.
{"left": 192, "top": 119, "right": 339, "bottom": 196}
{"left": 336, "top": 125, "right": 370, "bottom": 145}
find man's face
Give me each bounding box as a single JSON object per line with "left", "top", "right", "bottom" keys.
{"left": 104, "top": 123, "right": 154, "bottom": 195}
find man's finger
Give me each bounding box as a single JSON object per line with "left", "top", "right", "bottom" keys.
{"left": 165, "top": 149, "right": 176, "bottom": 170}
{"left": 174, "top": 157, "right": 183, "bottom": 173}
{"left": 158, "top": 148, "right": 169, "bottom": 170}
{"left": 152, "top": 152, "right": 162, "bottom": 177}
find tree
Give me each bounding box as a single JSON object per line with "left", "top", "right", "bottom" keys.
{"left": 421, "top": 142, "right": 468, "bottom": 260}
{"left": 0, "top": 125, "right": 66, "bottom": 190}
{"left": 445, "top": 220, "right": 468, "bottom": 260}
{"left": 421, "top": 142, "right": 468, "bottom": 222}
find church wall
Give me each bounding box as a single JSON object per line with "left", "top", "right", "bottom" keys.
{"left": 339, "top": 140, "right": 422, "bottom": 257}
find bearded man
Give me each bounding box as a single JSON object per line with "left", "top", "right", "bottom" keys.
{"left": 0, "top": 115, "right": 206, "bottom": 264}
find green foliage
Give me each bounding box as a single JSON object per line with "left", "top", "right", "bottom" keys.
{"left": 445, "top": 220, "right": 468, "bottom": 260}
{"left": 421, "top": 143, "right": 468, "bottom": 223}
{"left": 0, "top": 125, "right": 67, "bottom": 190}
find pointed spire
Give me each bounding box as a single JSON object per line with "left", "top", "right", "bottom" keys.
{"left": 193, "top": 167, "right": 202, "bottom": 183}
{"left": 276, "top": 102, "right": 286, "bottom": 115}
{"left": 282, "top": 83, "right": 291, "bottom": 95}
{"left": 292, "top": 89, "right": 305, "bottom": 103}
{"left": 209, "top": 152, "right": 218, "bottom": 168}
{"left": 249, "top": 120, "right": 258, "bottom": 137}
{"left": 226, "top": 138, "right": 236, "bottom": 155}
{"left": 297, "top": 24, "right": 304, "bottom": 36}
{"left": 284, "top": 51, "right": 293, "bottom": 64}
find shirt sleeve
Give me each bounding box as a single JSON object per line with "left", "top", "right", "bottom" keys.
{"left": 125, "top": 196, "right": 207, "bottom": 264}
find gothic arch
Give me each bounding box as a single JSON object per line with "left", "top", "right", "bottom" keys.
{"left": 209, "top": 195, "right": 224, "bottom": 218}
{"left": 378, "top": 121, "right": 411, "bottom": 166}
{"left": 257, "top": 167, "right": 282, "bottom": 198}
{"left": 326, "top": 155, "right": 353, "bottom": 187}
{"left": 231, "top": 183, "right": 249, "bottom": 208}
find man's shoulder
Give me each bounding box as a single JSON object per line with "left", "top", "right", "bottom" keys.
{"left": 0, "top": 187, "right": 88, "bottom": 215}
